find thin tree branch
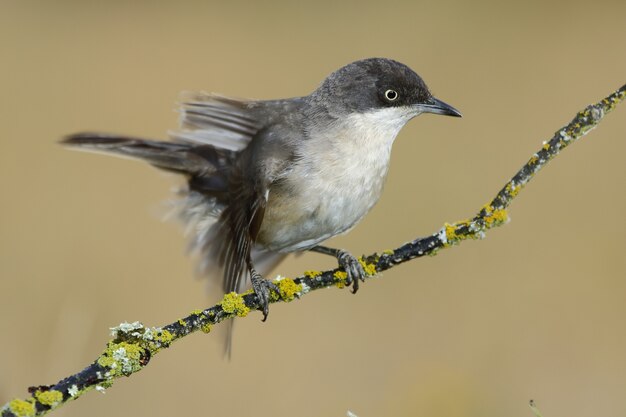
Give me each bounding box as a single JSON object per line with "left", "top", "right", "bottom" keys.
{"left": 2, "top": 84, "right": 625, "bottom": 417}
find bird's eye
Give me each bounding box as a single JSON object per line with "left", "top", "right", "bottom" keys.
{"left": 384, "top": 89, "right": 398, "bottom": 101}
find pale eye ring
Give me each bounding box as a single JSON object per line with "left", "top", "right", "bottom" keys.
{"left": 384, "top": 89, "right": 399, "bottom": 101}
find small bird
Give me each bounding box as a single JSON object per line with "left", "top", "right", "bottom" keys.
{"left": 63, "top": 58, "right": 461, "bottom": 321}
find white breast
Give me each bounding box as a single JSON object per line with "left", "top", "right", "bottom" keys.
{"left": 259, "top": 106, "right": 418, "bottom": 252}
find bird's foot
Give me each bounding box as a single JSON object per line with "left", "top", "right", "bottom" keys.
{"left": 250, "top": 269, "right": 280, "bottom": 321}
{"left": 336, "top": 250, "right": 366, "bottom": 294}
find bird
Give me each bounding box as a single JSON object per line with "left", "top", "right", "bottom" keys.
{"left": 63, "top": 57, "right": 461, "bottom": 324}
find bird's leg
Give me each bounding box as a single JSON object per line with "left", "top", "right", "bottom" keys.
{"left": 247, "top": 258, "right": 280, "bottom": 322}
{"left": 309, "top": 245, "right": 366, "bottom": 294}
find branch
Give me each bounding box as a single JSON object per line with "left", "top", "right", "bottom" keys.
{"left": 2, "top": 84, "right": 624, "bottom": 417}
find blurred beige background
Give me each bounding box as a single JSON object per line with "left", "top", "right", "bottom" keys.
{"left": 1, "top": 1, "right": 625, "bottom": 417}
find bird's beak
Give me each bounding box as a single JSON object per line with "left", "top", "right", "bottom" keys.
{"left": 416, "top": 97, "right": 462, "bottom": 117}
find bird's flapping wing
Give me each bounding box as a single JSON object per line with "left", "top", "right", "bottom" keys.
{"left": 171, "top": 92, "right": 263, "bottom": 152}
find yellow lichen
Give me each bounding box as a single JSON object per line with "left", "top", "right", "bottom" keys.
{"left": 358, "top": 258, "right": 377, "bottom": 276}
{"left": 96, "top": 354, "right": 116, "bottom": 369}
{"left": 382, "top": 249, "right": 394, "bottom": 255}
{"left": 220, "top": 292, "right": 250, "bottom": 317}
{"left": 505, "top": 182, "right": 521, "bottom": 198}
{"left": 444, "top": 221, "right": 465, "bottom": 245}
{"left": 152, "top": 329, "right": 173, "bottom": 349}
{"left": 200, "top": 323, "right": 212, "bottom": 334}
{"left": 275, "top": 278, "right": 302, "bottom": 302}
{"left": 269, "top": 289, "right": 280, "bottom": 302}
{"left": 8, "top": 399, "right": 35, "bottom": 417}
{"left": 97, "top": 341, "right": 146, "bottom": 376}
{"left": 190, "top": 309, "right": 203, "bottom": 316}
{"left": 303, "top": 270, "right": 321, "bottom": 278}
{"left": 178, "top": 319, "right": 187, "bottom": 326}
{"left": 35, "top": 390, "right": 63, "bottom": 407}
{"left": 528, "top": 155, "right": 539, "bottom": 165}
{"left": 333, "top": 270, "right": 348, "bottom": 288}
{"left": 444, "top": 215, "right": 492, "bottom": 246}
{"left": 492, "top": 208, "right": 508, "bottom": 224}
{"left": 120, "top": 343, "right": 143, "bottom": 364}
{"left": 482, "top": 205, "right": 508, "bottom": 228}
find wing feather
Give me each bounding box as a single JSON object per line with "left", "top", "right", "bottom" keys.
{"left": 170, "top": 92, "right": 263, "bottom": 152}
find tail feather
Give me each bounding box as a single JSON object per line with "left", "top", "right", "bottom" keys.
{"left": 62, "top": 133, "right": 226, "bottom": 177}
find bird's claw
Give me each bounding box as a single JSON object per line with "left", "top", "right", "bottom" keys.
{"left": 337, "top": 250, "right": 366, "bottom": 294}
{"left": 250, "top": 270, "right": 280, "bottom": 321}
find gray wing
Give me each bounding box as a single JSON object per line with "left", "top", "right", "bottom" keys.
{"left": 215, "top": 118, "right": 303, "bottom": 294}
{"left": 65, "top": 94, "right": 299, "bottom": 295}
{"left": 171, "top": 92, "right": 263, "bottom": 152}
{"left": 64, "top": 92, "right": 276, "bottom": 290}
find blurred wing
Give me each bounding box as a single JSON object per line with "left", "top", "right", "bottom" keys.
{"left": 219, "top": 169, "right": 269, "bottom": 294}
{"left": 171, "top": 92, "right": 264, "bottom": 152}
